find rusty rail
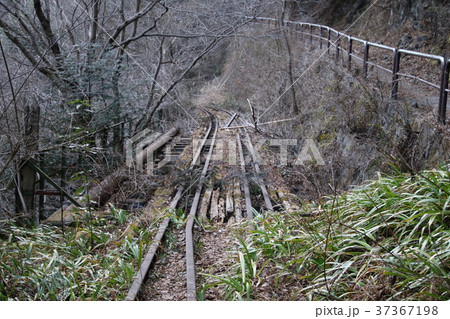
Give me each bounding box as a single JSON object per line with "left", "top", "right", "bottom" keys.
{"left": 125, "top": 187, "right": 183, "bottom": 300}
{"left": 212, "top": 107, "right": 254, "bottom": 218}
{"left": 243, "top": 131, "right": 273, "bottom": 211}
{"left": 127, "top": 107, "right": 260, "bottom": 301}
{"left": 247, "top": 16, "right": 449, "bottom": 124}
{"left": 125, "top": 110, "right": 216, "bottom": 301}
{"left": 185, "top": 107, "right": 262, "bottom": 300}
{"left": 236, "top": 132, "right": 253, "bottom": 219}
{"left": 186, "top": 109, "right": 219, "bottom": 300}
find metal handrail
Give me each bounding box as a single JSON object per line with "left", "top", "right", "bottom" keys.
{"left": 246, "top": 16, "right": 449, "bottom": 124}
{"left": 367, "top": 61, "right": 394, "bottom": 75}
{"left": 397, "top": 72, "right": 441, "bottom": 89}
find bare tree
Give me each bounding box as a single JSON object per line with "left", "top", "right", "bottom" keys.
{"left": 0, "top": 0, "right": 268, "bottom": 215}
{"left": 279, "top": 0, "right": 299, "bottom": 114}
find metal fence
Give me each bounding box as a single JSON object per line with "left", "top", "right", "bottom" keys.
{"left": 249, "top": 17, "right": 449, "bottom": 124}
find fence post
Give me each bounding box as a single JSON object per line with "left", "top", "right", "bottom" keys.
{"left": 348, "top": 37, "right": 353, "bottom": 69}
{"left": 438, "top": 55, "right": 449, "bottom": 124}
{"left": 335, "top": 32, "right": 340, "bottom": 60}
{"left": 363, "top": 42, "right": 369, "bottom": 78}
{"left": 300, "top": 23, "right": 303, "bottom": 42}
{"left": 38, "top": 152, "right": 45, "bottom": 220}
{"left": 309, "top": 24, "right": 313, "bottom": 46}
{"left": 327, "top": 28, "right": 331, "bottom": 54}
{"left": 16, "top": 104, "right": 40, "bottom": 223}
{"left": 391, "top": 49, "right": 401, "bottom": 99}
{"left": 319, "top": 26, "right": 323, "bottom": 49}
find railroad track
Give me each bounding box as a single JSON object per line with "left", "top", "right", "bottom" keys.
{"left": 125, "top": 106, "right": 276, "bottom": 301}
{"left": 218, "top": 107, "right": 273, "bottom": 215}
{"left": 125, "top": 108, "right": 215, "bottom": 300}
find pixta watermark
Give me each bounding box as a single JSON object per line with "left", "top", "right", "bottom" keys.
{"left": 125, "top": 129, "right": 171, "bottom": 174}
{"left": 192, "top": 138, "right": 325, "bottom": 166}
{"left": 126, "top": 132, "right": 325, "bottom": 175}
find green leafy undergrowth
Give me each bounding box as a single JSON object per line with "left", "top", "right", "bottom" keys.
{"left": 0, "top": 207, "right": 158, "bottom": 300}
{"left": 203, "top": 165, "right": 450, "bottom": 300}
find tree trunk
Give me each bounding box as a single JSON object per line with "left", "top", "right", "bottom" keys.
{"left": 280, "top": 1, "right": 299, "bottom": 114}
{"left": 16, "top": 104, "right": 40, "bottom": 223}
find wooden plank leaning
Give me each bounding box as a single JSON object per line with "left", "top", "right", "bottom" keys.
{"left": 44, "top": 127, "right": 178, "bottom": 226}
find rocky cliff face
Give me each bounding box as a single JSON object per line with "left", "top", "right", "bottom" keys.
{"left": 392, "top": 0, "right": 449, "bottom": 47}
{"left": 217, "top": 7, "right": 449, "bottom": 199}
{"left": 291, "top": 0, "right": 449, "bottom": 52}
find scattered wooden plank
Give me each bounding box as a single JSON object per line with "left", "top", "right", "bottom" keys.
{"left": 218, "top": 197, "right": 226, "bottom": 223}
{"left": 199, "top": 187, "right": 213, "bottom": 221}
{"left": 44, "top": 127, "right": 178, "bottom": 226}
{"left": 133, "top": 127, "right": 178, "bottom": 169}
{"left": 233, "top": 182, "right": 243, "bottom": 221}
{"left": 209, "top": 189, "right": 220, "bottom": 222}
{"left": 244, "top": 131, "right": 273, "bottom": 211}
{"left": 224, "top": 113, "right": 238, "bottom": 128}
{"left": 225, "top": 187, "right": 234, "bottom": 215}
{"left": 236, "top": 133, "right": 253, "bottom": 219}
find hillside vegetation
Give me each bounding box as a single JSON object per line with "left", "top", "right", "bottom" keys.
{"left": 201, "top": 165, "right": 450, "bottom": 300}
{"left": 0, "top": 0, "right": 449, "bottom": 302}
{"left": 216, "top": 1, "right": 449, "bottom": 199}
{"left": 197, "top": 0, "right": 450, "bottom": 301}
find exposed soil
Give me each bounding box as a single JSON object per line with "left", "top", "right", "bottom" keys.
{"left": 141, "top": 225, "right": 187, "bottom": 301}
{"left": 195, "top": 223, "right": 239, "bottom": 300}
